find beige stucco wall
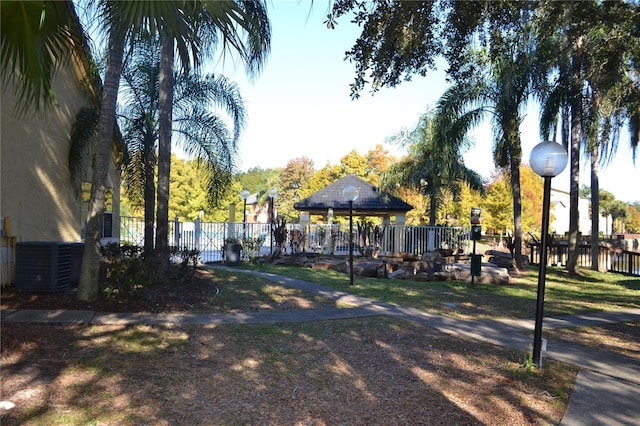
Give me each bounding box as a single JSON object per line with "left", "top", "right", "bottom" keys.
{"left": 1, "top": 54, "right": 120, "bottom": 244}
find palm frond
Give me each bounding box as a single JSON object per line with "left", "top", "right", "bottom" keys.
{"left": 69, "top": 106, "right": 99, "bottom": 199}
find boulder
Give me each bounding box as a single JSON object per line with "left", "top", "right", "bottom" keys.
{"left": 388, "top": 269, "right": 406, "bottom": 279}
{"left": 311, "top": 259, "right": 347, "bottom": 273}
{"left": 353, "top": 260, "right": 383, "bottom": 277}
{"left": 421, "top": 251, "right": 444, "bottom": 262}
{"left": 430, "top": 271, "right": 457, "bottom": 281}
{"left": 447, "top": 263, "right": 510, "bottom": 285}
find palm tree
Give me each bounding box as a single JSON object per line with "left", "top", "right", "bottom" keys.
{"left": 154, "top": 0, "right": 271, "bottom": 273}
{"left": 118, "top": 33, "right": 246, "bottom": 256}
{"left": 381, "top": 110, "right": 485, "bottom": 226}
{"left": 535, "top": 1, "right": 639, "bottom": 271}
{"left": 77, "top": 0, "right": 270, "bottom": 300}
{"left": 434, "top": 37, "right": 538, "bottom": 270}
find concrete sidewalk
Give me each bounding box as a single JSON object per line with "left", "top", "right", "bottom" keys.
{"left": 2, "top": 266, "right": 639, "bottom": 425}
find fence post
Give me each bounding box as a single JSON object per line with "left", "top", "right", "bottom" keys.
{"left": 173, "top": 215, "right": 180, "bottom": 248}
{"left": 395, "top": 216, "right": 406, "bottom": 253}
{"left": 195, "top": 217, "right": 201, "bottom": 251}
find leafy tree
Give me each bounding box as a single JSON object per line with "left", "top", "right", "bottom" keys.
{"left": 279, "top": 157, "right": 316, "bottom": 220}
{"left": 519, "top": 165, "right": 545, "bottom": 233}
{"left": 626, "top": 204, "right": 640, "bottom": 233}
{"left": 451, "top": 182, "right": 485, "bottom": 228}
{"left": 482, "top": 173, "right": 513, "bottom": 237}
{"left": 168, "top": 156, "right": 212, "bottom": 221}
{"left": 366, "top": 144, "right": 397, "bottom": 186}
{"left": 328, "top": 0, "right": 638, "bottom": 271}
{"left": 331, "top": 150, "right": 370, "bottom": 180}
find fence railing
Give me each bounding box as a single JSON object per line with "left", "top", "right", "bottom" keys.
{"left": 119, "top": 217, "right": 640, "bottom": 276}
{"left": 120, "top": 216, "right": 471, "bottom": 263}
{"left": 528, "top": 243, "right": 640, "bottom": 276}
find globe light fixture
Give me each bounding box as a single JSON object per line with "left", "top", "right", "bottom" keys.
{"left": 529, "top": 141, "right": 568, "bottom": 368}
{"left": 342, "top": 185, "right": 360, "bottom": 286}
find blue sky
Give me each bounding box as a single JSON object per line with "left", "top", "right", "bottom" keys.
{"left": 210, "top": 1, "right": 638, "bottom": 203}
{"left": 75, "top": 0, "right": 635, "bottom": 202}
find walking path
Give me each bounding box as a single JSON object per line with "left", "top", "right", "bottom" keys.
{"left": 2, "top": 265, "right": 639, "bottom": 425}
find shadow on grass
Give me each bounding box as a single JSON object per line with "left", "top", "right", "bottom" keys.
{"left": 1, "top": 318, "right": 574, "bottom": 425}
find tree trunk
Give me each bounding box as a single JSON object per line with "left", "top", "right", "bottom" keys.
{"left": 143, "top": 132, "right": 156, "bottom": 256}
{"left": 510, "top": 153, "right": 523, "bottom": 271}
{"left": 566, "top": 35, "right": 584, "bottom": 274}
{"left": 429, "top": 192, "right": 437, "bottom": 226}
{"left": 590, "top": 142, "right": 600, "bottom": 271}
{"left": 77, "top": 31, "right": 124, "bottom": 301}
{"left": 154, "top": 32, "right": 174, "bottom": 275}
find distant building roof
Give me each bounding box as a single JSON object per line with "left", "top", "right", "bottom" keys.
{"left": 293, "top": 175, "right": 413, "bottom": 217}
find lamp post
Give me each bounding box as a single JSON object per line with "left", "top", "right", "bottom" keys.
{"left": 342, "top": 185, "right": 360, "bottom": 286}
{"left": 529, "top": 140, "right": 568, "bottom": 368}
{"left": 240, "top": 189, "right": 250, "bottom": 239}
{"left": 268, "top": 188, "right": 277, "bottom": 255}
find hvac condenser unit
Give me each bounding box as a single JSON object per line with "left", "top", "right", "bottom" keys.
{"left": 15, "top": 242, "right": 72, "bottom": 292}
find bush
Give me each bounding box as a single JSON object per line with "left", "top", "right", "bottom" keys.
{"left": 100, "top": 243, "right": 149, "bottom": 298}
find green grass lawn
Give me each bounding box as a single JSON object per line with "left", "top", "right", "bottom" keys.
{"left": 235, "top": 263, "right": 640, "bottom": 319}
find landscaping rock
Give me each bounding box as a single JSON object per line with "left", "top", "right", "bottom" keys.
{"left": 311, "top": 259, "right": 347, "bottom": 273}
{"left": 430, "top": 271, "right": 457, "bottom": 281}
{"left": 353, "top": 260, "right": 385, "bottom": 277}
{"left": 388, "top": 269, "right": 406, "bottom": 279}
{"left": 447, "top": 263, "right": 510, "bottom": 285}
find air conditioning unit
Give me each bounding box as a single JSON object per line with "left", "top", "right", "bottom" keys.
{"left": 15, "top": 242, "right": 72, "bottom": 292}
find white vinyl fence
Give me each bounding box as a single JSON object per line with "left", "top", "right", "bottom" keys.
{"left": 120, "top": 216, "right": 471, "bottom": 263}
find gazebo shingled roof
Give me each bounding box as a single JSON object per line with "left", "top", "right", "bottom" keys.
{"left": 293, "top": 175, "right": 413, "bottom": 217}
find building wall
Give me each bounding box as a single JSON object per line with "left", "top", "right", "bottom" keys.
{"left": 549, "top": 188, "right": 609, "bottom": 236}
{"left": 1, "top": 50, "right": 119, "bottom": 243}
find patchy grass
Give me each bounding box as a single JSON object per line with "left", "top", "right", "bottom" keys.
{"left": 241, "top": 263, "right": 640, "bottom": 319}
{"left": 1, "top": 319, "right": 577, "bottom": 425}
{"left": 543, "top": 321, "right": 640, "bottom": 361}
{"left": 2, "top": 262, "right": 637, "bottom": 424}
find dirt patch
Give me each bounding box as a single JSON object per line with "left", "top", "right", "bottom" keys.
{"left": 1, "top": 319, "right": 576, "bottom": 425}
{"left": 0, "top": 267, "right": 335, "bottom": 314}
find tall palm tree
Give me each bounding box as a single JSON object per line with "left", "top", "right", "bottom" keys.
{"left": 381, "top": 110, "right": 485, "bottom": 226}
{"left": 119, "top": 33, "right": 246, "bottom": 256}
{"left": 154, "top": 0, "right": 270, "bottom": 273}
{"left": 77, "top": 0, "right": 270, "bottom": 299}
{"left": 535, "top": 0, "right": 639, "bottom": 272}
{"left": 434, "top": 36, "right": 538, "bottom": 271}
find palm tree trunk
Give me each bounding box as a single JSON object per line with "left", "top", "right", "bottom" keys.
{"left": 590, "top": 142, "right": 600, "bottom": 271}
{"left": 154, "top": 32, "right": 175, "bottom": 275}
{"left": 510, "top": 156, "right": 524, "bottom": 271}
{"left": 566, "top": 36, "right": 584, "bottom": 274}
{"left": 143, "top": 132, "right": 156, "bottom": 256}
{"left": 429, "top": 192, "right": 438, "bottom": 226}
{"left": 78, "top": 30, "right": 124, "bottom": 301}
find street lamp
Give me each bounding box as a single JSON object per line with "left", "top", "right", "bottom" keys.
{"left": 240, "top": 189, "right": 250, "bottom": 238}
{"left": 529, "top": 140, "right": 568, "bottom": 368}
{"left": 342, "top": 185, "right": 360, "bottom": 286}
{"left": 268, "top": 188, "right": 278, "bottom": 255}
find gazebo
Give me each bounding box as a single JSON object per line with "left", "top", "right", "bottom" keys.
{"left": 293, "top": 175, "right": 413, "bottom": 254}
{"left": 294, "top": 175, "right": 413, "bottom": 220}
